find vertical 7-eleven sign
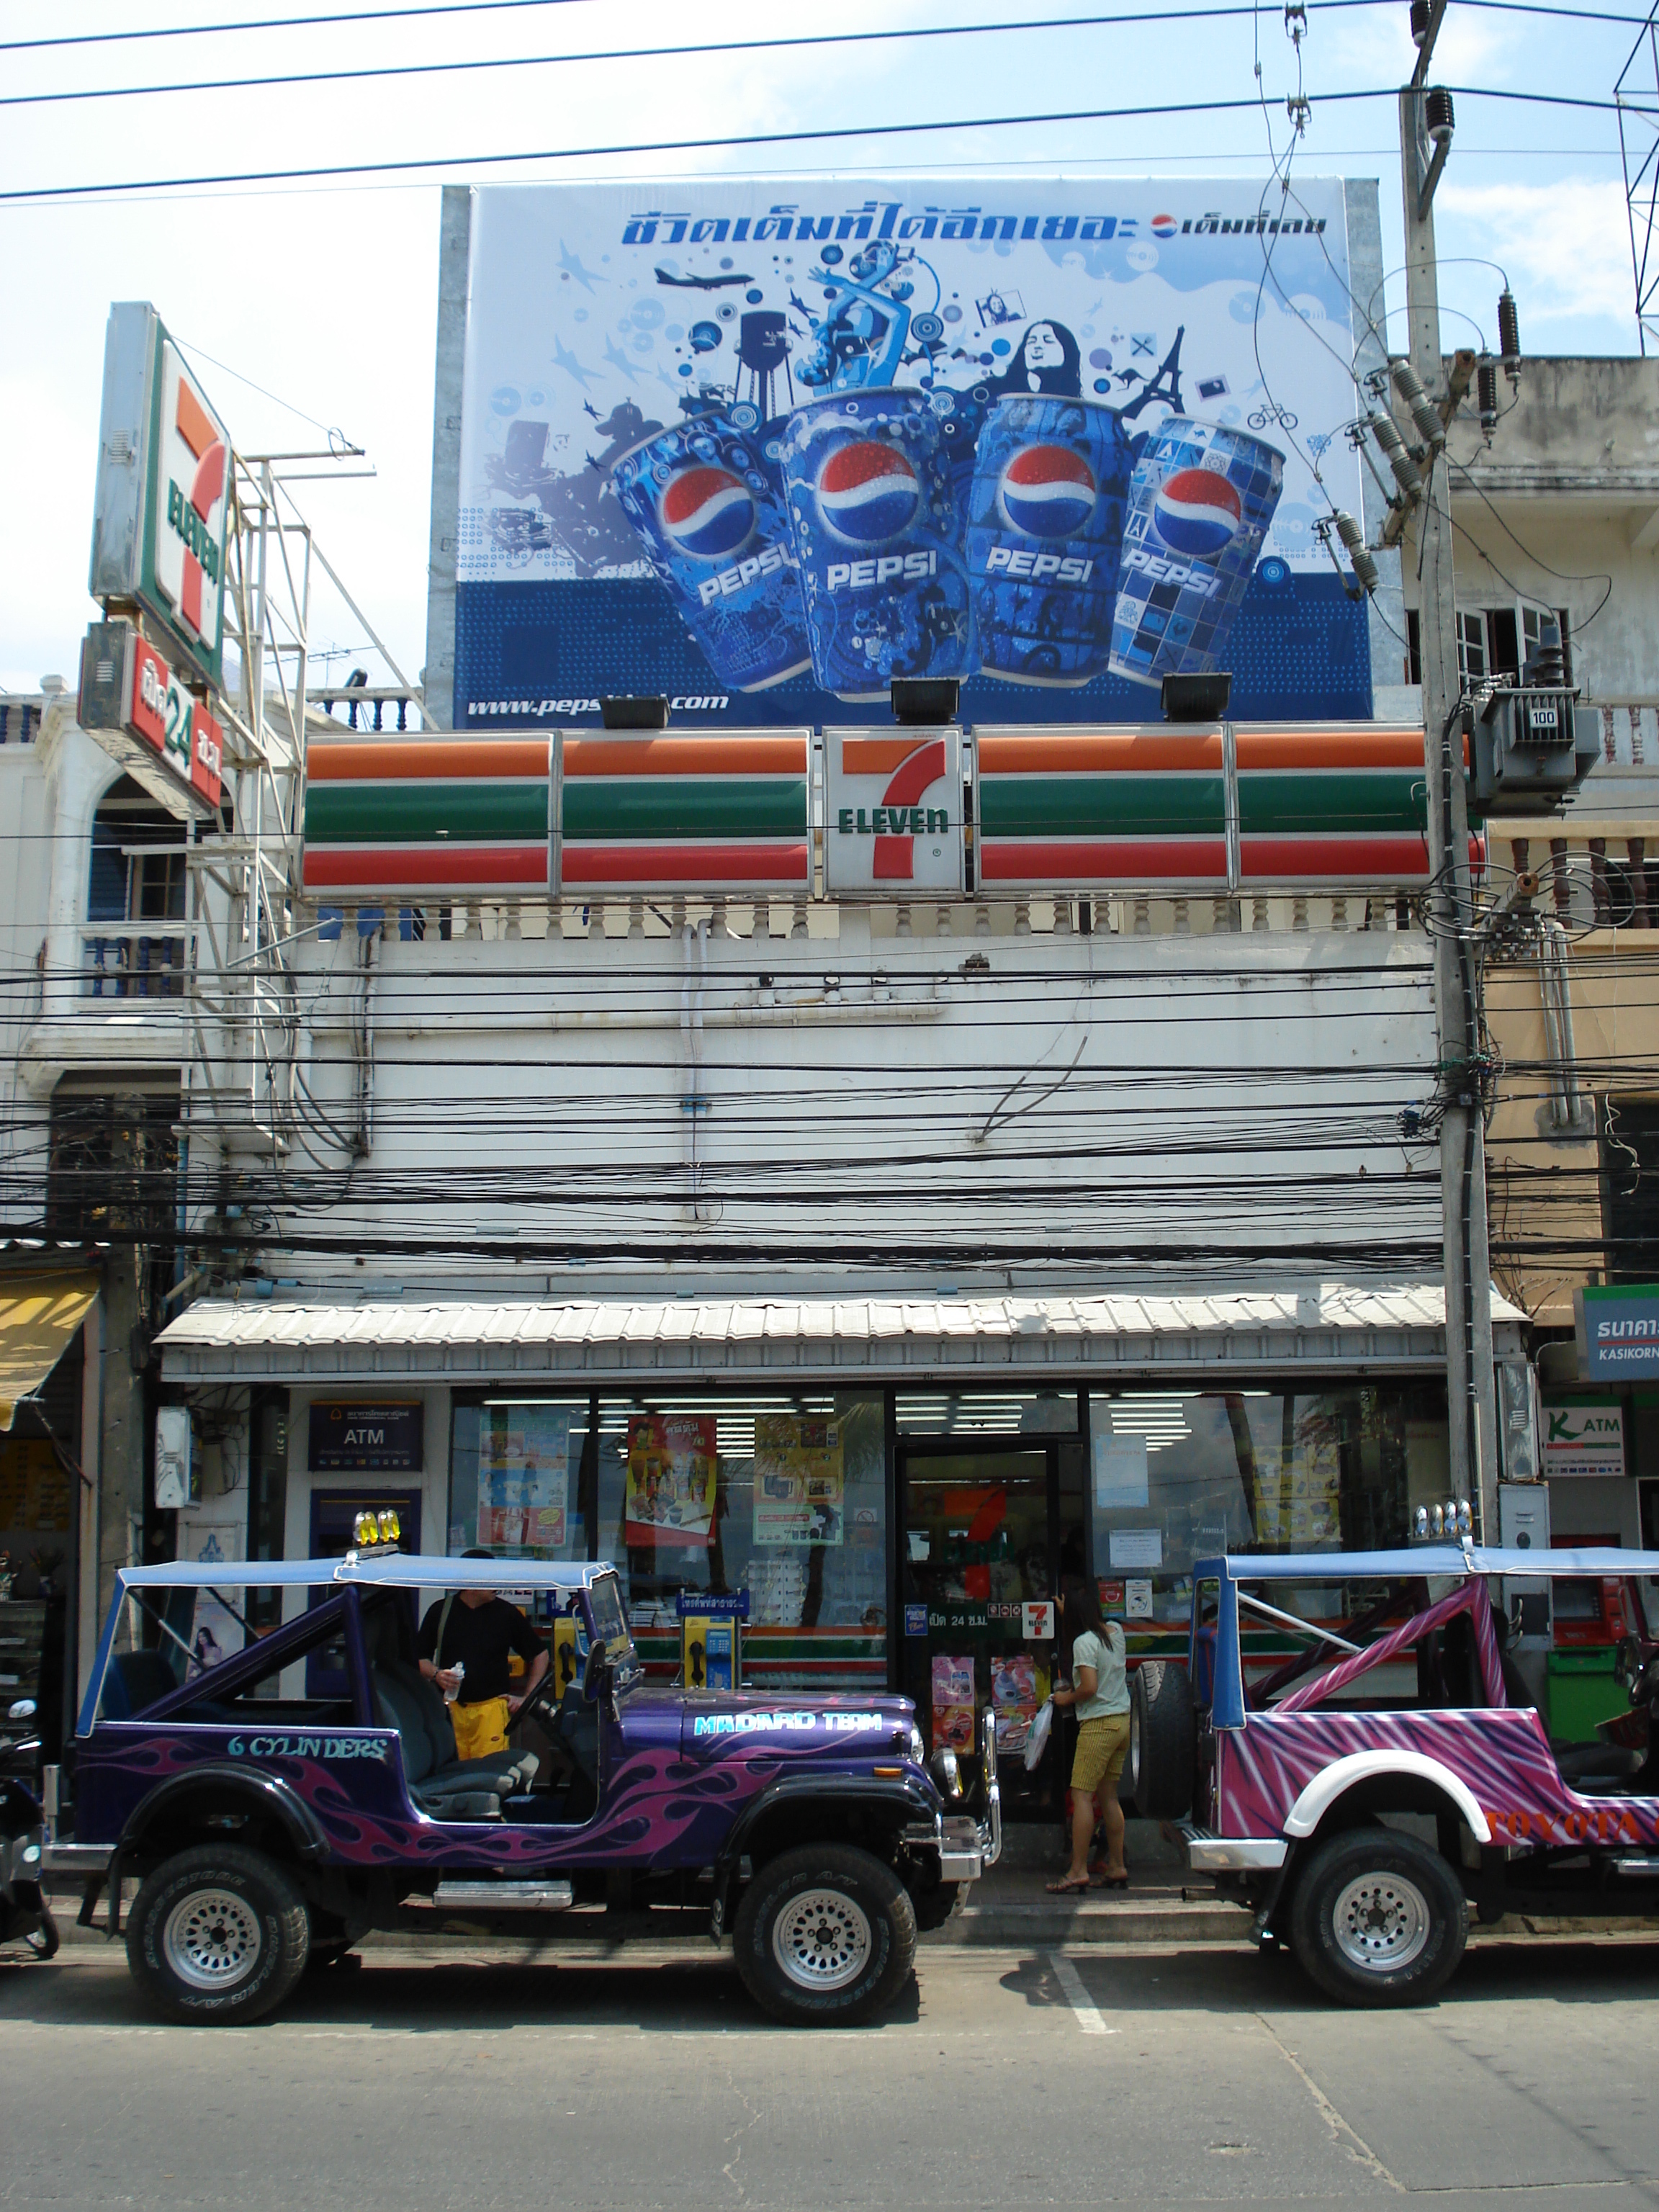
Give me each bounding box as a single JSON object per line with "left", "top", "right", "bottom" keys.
{"left": 150, "top": 339, "right": 230, "bottom": 669}
{"left": 824, "top": 729, "right": 963, "bottom": 894}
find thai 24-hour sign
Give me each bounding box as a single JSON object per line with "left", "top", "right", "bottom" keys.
{"left": 449, "top": 179, "right": 1370, "bottom": 729}
{"left": 77, "top": 618, "right": 224, "bottom": 819}
{"left": 89, "top": 302, "right": 232, "bottom": 688}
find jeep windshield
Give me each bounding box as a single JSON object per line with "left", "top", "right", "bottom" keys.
{"left": 586, "top": 1571, "right": 638, "bottom": 1678}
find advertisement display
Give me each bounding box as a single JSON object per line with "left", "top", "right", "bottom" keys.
{"left": 450, "top": 180, "right": 1371, "bottom": 728}
{"left": 477, "top": 1406, "right": 571, "bottom": 1549}
{"left": 824, "top": 728, "right": 963, "bottom": 892}
{"left": 930, "top": 1652, "right": 977, "bottom": 1750}
{"left": 753, "top": 1414, "right": 845, "bottom": 1546}
{"left": 625, "top": 1413, "right": 717, "bottom": 1547}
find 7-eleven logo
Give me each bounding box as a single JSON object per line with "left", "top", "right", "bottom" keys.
{"left": 152, "top": 341, "right": 228, "bottom": 656}
{"left": 827, "top": 730, "right": 962, "bottom": 893}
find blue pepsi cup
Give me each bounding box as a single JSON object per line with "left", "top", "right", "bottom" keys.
{"left": 610, "top": 413, "right": 811, "bottom": 693}
{"left": 967, "top": 395, "right": 1135, "bottom": 687}
{"left": 1108, "top": 418, "right": 1284, "bottom": 688}
{"left": 779, "top": 390, "right": 974, "bottom": 702}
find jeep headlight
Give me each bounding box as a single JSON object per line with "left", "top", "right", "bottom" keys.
{"left": 908, "top": 1723, "right": 926, "bottom": 1766}
{"left": 929, "top": 1747, "right": 961, "bottom": 1799}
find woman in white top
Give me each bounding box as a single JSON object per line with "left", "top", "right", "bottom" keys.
{"left": 1046, "top": 1574, "right": 1130, "bottom": 1893}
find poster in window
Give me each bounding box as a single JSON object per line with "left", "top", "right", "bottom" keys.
{"left": 625, "top": 1413, "right": 717, "bottom": 1547}
{"left": 931, "top": 1653, "right": 977, "bottom": 1751}
{"left": 178, "top": 1514, "right": 246, "bottom": 1673}
{"left": 752, "top": 1414, "right": 844, "bottom": 1547}
{"left": 992, "top": 1653, "right": 1039, "bottom": 1753}
{"left": 477, "top": 1406, "right": 570, "bottom": 1551}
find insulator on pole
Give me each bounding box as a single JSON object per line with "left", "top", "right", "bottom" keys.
{"left": 1498, "top": 289, "right": 1521, "bottom": 383}
{"left": 1331, "top": 511, "right": 1380, "bottom": 593}
{"left": 1369, "top": 412, "right": 1424, "bottom": 495}
{"left": 1410, "top": 0, "right": 1431, "bottom": 42}
{"left": 1390, "top": 357, "right": 1446, "bottom": 452}
{"left": 1477, "top": 360, "right": 1499, "bottom": 437}
{"left": 1423, "top": 86, "right": 1455, "bottom": 144}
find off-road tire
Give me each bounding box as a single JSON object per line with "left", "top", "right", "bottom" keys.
{"left": 732, "top": 1843, "right": 916, "bottom": 2027}
{"left": 1128, "top": 1660, "right": 1196, "bottom": 1819}
{"left": 1288, "top": 1825, "right": 1467, "bottom": 2008}
{"left": 127, "top": 1844, "right": 310, "bottom": 2024}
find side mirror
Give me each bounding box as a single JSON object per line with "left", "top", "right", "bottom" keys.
{"left": 1615, "top": 1633, "right": 1645, "bottom": 1696}
{"left": 582, "top": 1640, "right": 608, "bottom": 1704}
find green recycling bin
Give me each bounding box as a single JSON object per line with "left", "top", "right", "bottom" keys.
{"left": 1545, "top": 1649, "right": 1629, "bottom": 1743}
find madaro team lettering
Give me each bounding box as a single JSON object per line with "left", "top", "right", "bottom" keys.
{"left": 692, "top": 1710, "right": 885, "bottom": 1737}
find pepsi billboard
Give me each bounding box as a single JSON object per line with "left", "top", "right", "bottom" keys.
{"left": 446, "top": 180, "right": 1375, "bottom": 727}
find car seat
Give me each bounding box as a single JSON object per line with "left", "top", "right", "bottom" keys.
{"left": 362, "top": 1603, "right": 539, "bottom": 1814}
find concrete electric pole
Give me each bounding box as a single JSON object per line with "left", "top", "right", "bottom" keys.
{"left": 1398, "top": 0, "right": 1500, "bottom": 1537}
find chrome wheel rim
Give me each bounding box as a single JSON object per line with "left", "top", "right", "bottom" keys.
{"left": 163, "top": 1887, "right": 264, "bottom": 1992}
{"left": 772, "top": 1887, "right": 873, "bottom": 1992}
{"left": 1331, "top": 1871, "right": 1431, "bottom": 1973}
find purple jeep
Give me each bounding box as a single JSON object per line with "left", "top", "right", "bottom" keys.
{"left": 43, "top": 1552, "right": 998, "bottom": 2026}
{"left": 1136, "top": 1545, "right": 1659, "bottom": 2005}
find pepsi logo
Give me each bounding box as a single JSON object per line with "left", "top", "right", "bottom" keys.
{"left": 815, "top": 439, "right": 920, "bottom": 546}
{"left": 659, "top": 465, "right": 755, "bottom": 561}
{"left": 998, "top": 444, "right": 1097, "bottom": 539}
{"left": 1151, "top": 213, "right": 1178, "bottom": 238}
{"left": 1152, "top": 467, "right": 1243, "bottom": 560}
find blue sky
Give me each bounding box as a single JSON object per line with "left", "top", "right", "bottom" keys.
{"left": 1, "top": 0, "right": 1651, "bottom": 692}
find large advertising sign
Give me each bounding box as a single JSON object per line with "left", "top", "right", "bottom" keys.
{"left": 449, "top": 180, "right": 1372, "bottom": 729}
{"left": 89, "top": 302, "right": 231, "bottom": 689}
{"left": 77, "top": 618, "right": 224, "bottom": 821}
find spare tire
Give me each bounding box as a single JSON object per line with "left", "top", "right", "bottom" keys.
{"left": 1128, "top": 1660, "right": 1196, "bottom": 1819}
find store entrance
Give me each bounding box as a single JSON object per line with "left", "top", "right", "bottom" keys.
{"left": 897, "top": 1443, "right": 1082, "bottom": 1817}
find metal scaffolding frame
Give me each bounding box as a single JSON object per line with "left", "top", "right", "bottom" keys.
{"left": 1617, "top": 1, "right": 1659, "bottom": 354}
{"left": 181, "top": 453, "right": 422, "bottom": 1172}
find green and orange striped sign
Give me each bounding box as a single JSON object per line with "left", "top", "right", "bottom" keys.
{"left": 975, "top": 724, "right": 1433, "bottom": 891}
{"left": 976, "top": 727, "right": 1229, "bottom": 889}
{"left": 1234, "top": 725, "right": 1429, "bottom": 885}
{"left": 302, "top": 737, "right": 551, "bottom": 896}
{"left": 557, "top": 732, "right": 809, "bottom": 892}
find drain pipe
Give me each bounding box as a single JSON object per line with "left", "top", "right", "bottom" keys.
{"left": 680, "top": 919, "right": 709, "bottom": 1220}
{"left": 1535, "top": 918, "right": 1582, "bottom": 1133}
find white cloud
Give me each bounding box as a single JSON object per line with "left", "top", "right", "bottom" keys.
{"left": 1437, "top": 177, "right": 1637, "bottom": 326}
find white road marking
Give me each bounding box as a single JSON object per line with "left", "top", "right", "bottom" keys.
{"left": 1048, "top": 1951, "right": 1116, "bottom": 2035}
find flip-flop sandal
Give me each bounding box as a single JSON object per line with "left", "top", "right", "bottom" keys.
{"left": 1046, "top": 1876, "right": 1092, "bottom": 1894}
{"left": 1090, "top": 1874, "right": 1130, "bottom": 1890}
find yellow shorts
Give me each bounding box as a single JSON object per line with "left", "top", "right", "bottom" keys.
{"left": 1071, "top": 1713, "right": 1130, "bottom": 1797}
{"left": 450, "top": 1694, "right": 511, "bottom": 1761}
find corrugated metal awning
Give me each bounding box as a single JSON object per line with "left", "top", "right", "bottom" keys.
{"left": 156, "top": 1282, "right": 1529, "bottom": 1387}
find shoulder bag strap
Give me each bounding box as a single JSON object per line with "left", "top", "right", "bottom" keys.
{"left": 435, "top": 1592, "right": 457, "bottom": 1668}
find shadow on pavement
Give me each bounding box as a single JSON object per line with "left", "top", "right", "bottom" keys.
{"left": 0, "top": 1948, "right": 925, "bottom": 2035}
{"left": 999, "top": 1936, "right": 1659, "bottom": 2016}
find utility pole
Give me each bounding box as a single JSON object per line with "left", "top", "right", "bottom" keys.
{"left": 1399, "top": 0, "right": 1500, "bottom": 1537}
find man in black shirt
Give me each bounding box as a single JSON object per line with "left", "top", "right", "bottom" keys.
{"left": 418, "top": 1556, "right": 549, "bottom": 1761}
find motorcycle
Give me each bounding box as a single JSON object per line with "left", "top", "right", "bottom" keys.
{"left": 0, "top": 1699, "right": 58, "bottom": 1960}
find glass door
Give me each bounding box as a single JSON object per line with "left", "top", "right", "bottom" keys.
{"left": 898, "top": 1445, "right": 1075, "bottom": 1816}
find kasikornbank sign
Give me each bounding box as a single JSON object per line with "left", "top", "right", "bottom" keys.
{"left": 1574, "top": 1283, "right": 1659, "bottom": 1380}
{"left": 824, "top": 729, "right": 963, "bottom": 893}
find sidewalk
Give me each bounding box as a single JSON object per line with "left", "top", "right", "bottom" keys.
{"left": 933, "top": 1817, "right": 1249, "bottom": 1946}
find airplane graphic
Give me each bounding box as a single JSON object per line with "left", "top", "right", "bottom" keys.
{"left": 655, "top": 267, "right": 753, "bottom": 290}
{"left": 557, "top": 240, "right": 607, "bottom": 294}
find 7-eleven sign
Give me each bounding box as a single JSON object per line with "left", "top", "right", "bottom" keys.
{"left": 150, "top": 341, "right": 229, "bottom": 661}
{"left": 825, "top": 729, "right": 963, "bottom": 894}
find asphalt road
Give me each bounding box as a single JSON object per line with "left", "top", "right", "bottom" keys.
{"left": 1, "top": 1936, "right": 1657, "bottom": 2210}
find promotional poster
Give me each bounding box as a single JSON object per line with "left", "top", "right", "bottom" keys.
{"left": 752, "top": 1414, "right": 845, "bottom": 1547}
{"left": 451, "top": 179, "right": 1373, "bottom": 727}
{"left": 477, "top": 1406, "right": 570, "bottom": 1551}
{"left": 625, "top": 1413, "right": 718, "bottom": 1547}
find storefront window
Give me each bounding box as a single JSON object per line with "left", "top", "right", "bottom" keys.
{"left": 449, "top": 1397, "right": 590, "bottom": 1565}
{"left": 1089, "top": 1382, "right": 1451, "bottom": 1622}
{"left": 895, "top": 1389, "right": 1080, "bottom": 1437}
{"left": 594, "top": 1393, "right": 886, "bottom": 1689}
